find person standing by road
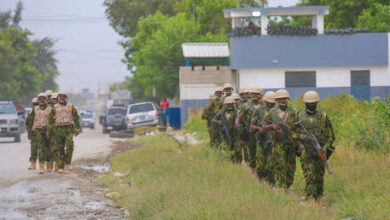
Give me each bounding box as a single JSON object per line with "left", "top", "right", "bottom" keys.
{"left": 47, "top": 90, "right": 80, "bottom": 174}
{"left": 27, "top": 97, "right": 39, "bottom": 170}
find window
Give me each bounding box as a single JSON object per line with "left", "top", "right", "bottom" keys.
{"left": 285, "top": 71, "right": 316, "bottom": 88}
{"left": 0, "top": 104, "right": 16, "bottom": 114}
{"left": 107, "top": 108, "right": 127, "bottom": 115}
{"left": 129, "top": 103, "right": 154, "bottom": 114}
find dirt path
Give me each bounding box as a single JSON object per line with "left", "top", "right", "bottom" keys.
{"left": 0, "top": 124, "right": 129, "bottom": 219}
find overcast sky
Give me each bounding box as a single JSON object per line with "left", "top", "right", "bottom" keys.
{"left": 0, "top": 0, "right": 299, "bottom": 94}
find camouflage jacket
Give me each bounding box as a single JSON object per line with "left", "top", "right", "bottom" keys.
{"left": 202, "top": 100, "right": 216, "bottom": 124}
{"left": 213, "top": 107, "right": 237, "bottom": 145}
{"left": 297, "top": 110, "right": 335, "bottom": 156}
{"left": 47, "top": 102, "right": 80, "bottom": 135}
{"left": 239, "top": 100, "right": 263, "bottom": 137}
{"left": 263, "top": 104, "right": 299, "bottom": 144}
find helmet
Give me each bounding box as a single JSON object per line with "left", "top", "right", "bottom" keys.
{"left": 209, "top": 94, "right": 216, "bottom": 100}
{"left": 275, "top": 89, "right": 290, "bottom": 99}
{"left": 57, "top": 90, "right": 68, "bottom": 97}
{"left": 249, "top": 87, "right": 264, "bottom": 95}
{"left": 223, "top": 83, "right": 233, "bottom": 90}
{"left": 232, "top": 93, "right": 241, "bottom": 100}
{"left": 224, "top": 96, "right": 235, "bottom": 105}
{"left": 239, "top": 87, "right": 248, "bottom": 94}
{"left": 303, "top": 91, "right": 320, "bottom": 103}
{"left": 52, "top": 93, "right": 58, "bottom": 99}
{"left": 263, "top": 91, "right": 276, "bottom": 103}
{"left": 45, "top": 90, "right": 53, "bottom": 97}
{"left": 32, "top": 98, "right": 38, "bottom": 104}
{"left": 38, "top": 93, "right": 47, "bottom": 99}
{"left": 214, "top": 87, "right": 223, "bottom": 93}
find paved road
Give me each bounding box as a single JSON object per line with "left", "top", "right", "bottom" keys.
{"left": 0, "top": 125, "right": 126, "bottom": 219}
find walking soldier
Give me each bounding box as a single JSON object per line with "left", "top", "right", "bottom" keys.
{"left": 27, "top": 97, "right": 39, "bottom": 170}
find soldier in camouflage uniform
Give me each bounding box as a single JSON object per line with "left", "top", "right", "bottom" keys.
{"left": 47, "top": 92, "right": 59, "bottom": 171}
{"left": 262, "top": 89, "right": 299, "bottom": 189}
{"left": 27, "top": 97, "right": 39, "bottom": 170}
{"left": 232, "top": 93, "right": 241, "bottom": 109}
{"left": 221, "top": 83, "right": 233, "bottom": 103}
{"left": 208, "top": 87, "right": 224, "bottom": 148}
{"left": 212, "top": 97, "right": 240, "bottom": 162}
{"left": 236, "top": 87, "right": 264, "bottom": 168}
{"left": 45, "top": 90, "right": 53, "bottom": 106}
{"left": 29, "top": 93, "right": 52, "bottom": 174}
{"left": 251, "top": 91, "right": 276, "bottom": 180}
{"left": 297, "top": 91, "right": 335, "bottom": 201}
{"left": 47, "top": 90, "right": 80, "bottom": 173}
{"left": 202, "top": 94, "right": 217, "bottom": 146}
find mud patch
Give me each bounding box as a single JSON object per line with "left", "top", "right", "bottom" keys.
{"left": 0, "top": 175, "right": 125, "bottom": 219}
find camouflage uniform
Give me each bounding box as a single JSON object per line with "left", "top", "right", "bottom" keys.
{"left": 202, "top": 99, "right": 216, "bottom": 146}
{"left": 213, "top": 107, "right": 240, "bottom": 162}
{"left": 26, "top": 108, "right": 37, "bottom": 163}
{"left": 251, "top": 105, "right": 270, "bottom": 180}
{"left": 47, "top": 102, "right": 80, "bottom": 169}
{"left": 238, "top": 101, "right": 263, "bottom": 168}
{"left": 210, "top": 98, "right": 223, "bottom": 147}
{"left": 263, "top": 105, "right": 299, "bottom": 188}
{"left": 298, "top": 110, "right": 335, "bottom": 198}
{"left": 29, "top": 105, "right": 52, "bottom": 164}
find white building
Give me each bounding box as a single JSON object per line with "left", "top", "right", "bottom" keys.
{"left": 224, "top": 6, "right": 390, "bottom": 100}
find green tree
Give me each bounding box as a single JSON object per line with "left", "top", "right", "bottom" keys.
{"left": 32, "top": 37, "right": 59, "bottom": 91}
{"left": 298, "top": 0, "right": 390, "bottom": 28}
{"left": 103, "top": 0, "right": 177, "bottom": 37}
{"left": 357, "top": 3, "right": 390, "bottom": 32}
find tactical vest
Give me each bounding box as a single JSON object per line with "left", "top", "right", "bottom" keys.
{"left": 33, "top": 105, "right": 52, "bottom": 130}
{"left": 54, "top": 103, "right": 74, "bottom": 126}
{"left": 298, "top": 111, "right": 328, "bottom": 146}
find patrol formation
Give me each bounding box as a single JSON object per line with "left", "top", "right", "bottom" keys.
{"left": 202, "top": 83, "right": 335, "bottom": 202}
{"left": 26, "top": 90, "right": 80, "bottom": 174}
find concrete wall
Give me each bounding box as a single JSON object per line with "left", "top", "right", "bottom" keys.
{"left": 238, "top": 65, "right": 390, "bottom": 99}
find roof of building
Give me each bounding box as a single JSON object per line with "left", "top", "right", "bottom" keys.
{"left": 230, "top": 33, "right": 388, "bottom": 69}
{"left": 182, "top": 43, "right": 230, "bottom": 58}
{"left": 224, "top": 6, "right": 330, "bottom": 18}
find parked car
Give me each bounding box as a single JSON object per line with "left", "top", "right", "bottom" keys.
{"left": 102, "top": 105, "right": 128, "bottom": 133}
{"left": 0, "top": 101, "right": 21, "bottom": 142}
{"left": 80, "top": 111, "right": 95, "bottom": 129}
{"left": 126, "top": 102, "right": 159, "bottom": 129}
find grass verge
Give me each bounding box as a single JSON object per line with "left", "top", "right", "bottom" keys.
{"left": 98, "top": 135, "right": 332, "bottom": 219}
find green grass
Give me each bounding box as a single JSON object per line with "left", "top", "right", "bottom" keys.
{"left": 99, "top": 135, "right": 332, "bottom": 219}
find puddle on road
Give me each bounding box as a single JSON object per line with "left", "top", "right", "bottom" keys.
{"left": 77, "top": 164, "right": 110, "bottom": 173}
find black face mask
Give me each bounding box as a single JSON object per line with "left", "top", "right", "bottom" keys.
{"left": 278, "top": 103, "right": 287, "bottom": 111}
{"left": 306, "top": 102, "right": 317, "bottom": 114}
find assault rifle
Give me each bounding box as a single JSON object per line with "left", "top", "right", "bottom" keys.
{"left": 219, "top": 111, "right": 232, "bottom": 146}
{"left": 296, "top": 121, "right": 333, "bottom": 175}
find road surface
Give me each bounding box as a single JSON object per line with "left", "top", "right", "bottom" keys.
{"left": 0, "top": 125, "right": 127, "bottom": 219}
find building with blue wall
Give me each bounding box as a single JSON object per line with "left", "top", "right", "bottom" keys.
{"left": 224, "top": 6, "right": 390, "bottom": 100}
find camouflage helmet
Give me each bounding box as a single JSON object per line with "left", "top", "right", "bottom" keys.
{"left": 214, "top": 87, "right": 223, "bottom": 93}
{"left": 232, "top": 93, "right": 241, "bottom": 100}
{"left": 38, "top": 92, "right": 47, "bottom": 99}
{"left": 249, "top": 87, "right": 264, "bottom": 95}
{"left": 209, "top": 94, "right": 216, "bottom": 100}
{"left": 52, "top": 93, "right": 58, "bottom": 99}
{"left": 223, "top": 83, "right": 233, "bottom": 90}
{"left": 303, "top": 90, "right": 320, "bottom": 103}
{"left": 224, "top": 96, "right": 235, "bottom": 105}
{"left": 275, "top": 89, "right": 290, "bottom": 99}
{"left": 32, "top": 97, "right": 38, "bottom": 104}
{"left": 263, "top": 91, "right": 276, "bottom": 103}
{"left": 57, "top": 90, "right": 68, "bottom": 97}
{"left": 239, "top": 87, "right": 248, "bottom": 94}
{"left": 45, "top": 90, "right": 53, "bottom": 97}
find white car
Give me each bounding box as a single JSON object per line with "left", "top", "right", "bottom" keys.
{"left": 126, "top": 102, "right": 159, "bottom": 129}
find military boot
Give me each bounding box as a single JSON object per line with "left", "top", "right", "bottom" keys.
{"left": 46, "top": 161, "right": 53, "bottom": 172}
{"left": 57, "top": 169, "right": 64, "bottom": 174}
{"left": 28, "top": 161, "right": 36, "bottom": 170}
{"left": 65, "top": 164, "right": 72, "bottom": 171}
{"left": 39, "top": 163, "right": 45, "bottom": 174}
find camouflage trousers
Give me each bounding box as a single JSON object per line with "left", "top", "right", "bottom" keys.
{"left": 53, "top": 125, "right": 74, "bottom": 169}
{"left": 255, "top": 142, "right": 271, "bottom": 181}
{"left": 29, "top": 134, "right": 38, "bottom": 162}
{"left": 231, "top": 139, "right": 244, "bottom": 163}
{"left": 210, "top": 124, "right": 222, "bottom": 148}
{"left": 48, "top": 137, "right": 57, "bottom": 162}
{"left": 301, "top": 154, "right": 325, "bottom": 198}
{"left": 267, "top": 143, "right": 297, "bottom": 188}
{"left": 31, "top": 128, "right": 50, "bottom": 163}
{"left": 248, "top": 133, "right": 257, "bottom": 169}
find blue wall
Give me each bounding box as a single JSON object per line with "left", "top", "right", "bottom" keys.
{"left": 230, "top": 33, "right": 388, "bottom": 69}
